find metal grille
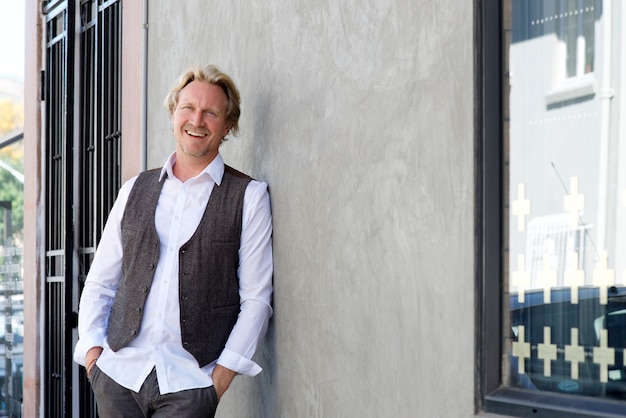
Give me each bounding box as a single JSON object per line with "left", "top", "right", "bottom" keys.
{"left": 525, "top": 213, "right": 589, "bottom": 289}
{"left": 77, "top": 1, "right": 123, "bottom": 417}
{"left": 43, "top": 0, "right": 122, "bottom": 416}
{"left": 100, "top": 0, "right": 123, "bottom": 221}
{"left": 44, "top": 1, "right": 75, "bottom": 417}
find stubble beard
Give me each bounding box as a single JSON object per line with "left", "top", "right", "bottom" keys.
{"left": 180, "top": 142, "right": 211, "bottom": 159}
{"left": 177, "top": 126, "right": 215, "bottom": 160}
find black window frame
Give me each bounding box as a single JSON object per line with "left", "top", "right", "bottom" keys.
{"left": 476, "top": 0, "right": 626, "bottom": 416}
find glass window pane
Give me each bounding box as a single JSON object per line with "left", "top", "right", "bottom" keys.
{"left": 0, "top": 137, "right": 24, "bottom": 414}
{"left": 505, "top": 0, "right": 626, "bottom": 402}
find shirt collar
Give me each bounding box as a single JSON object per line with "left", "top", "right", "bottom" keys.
{"left": 159, "top": 152, "right": 225, "bottom": 185}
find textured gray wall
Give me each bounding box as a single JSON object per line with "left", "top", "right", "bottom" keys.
{"left": 146, "top": 1, "right": 476, "bottom": 417}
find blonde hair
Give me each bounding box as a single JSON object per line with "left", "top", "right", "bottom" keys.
{"left": 165, "top": 65, "right": 241, "bottom": 136}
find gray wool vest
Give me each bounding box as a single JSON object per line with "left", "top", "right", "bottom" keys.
{"left": 106, "top": 165, "right": 251, "bottom": 367}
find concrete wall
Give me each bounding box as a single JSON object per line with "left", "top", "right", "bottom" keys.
{"left": 146, "top": 1, "right": 476, "bottom": 417}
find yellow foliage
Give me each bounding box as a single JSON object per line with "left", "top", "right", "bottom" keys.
{"left": 0, "top": 144, "right": 23, "bottom": 162}
{"left": 0, "top": 98, "right": 24, "bottom": 135}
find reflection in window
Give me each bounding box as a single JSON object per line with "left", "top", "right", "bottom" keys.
{"left": 0, "top": 135, "right": 24, "bottom": 415}
{"left": 559, "top": 0, "right": 595, "bottom": 78}
{"left": 505, "top": 0, "right": 626, "bottom": 403}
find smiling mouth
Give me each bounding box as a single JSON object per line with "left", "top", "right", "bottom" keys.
{"left": 186, "top": 130, "right": 207, "bottom": 137}
{"left": 184, "top": 125, "right": 209, "bottom": 138}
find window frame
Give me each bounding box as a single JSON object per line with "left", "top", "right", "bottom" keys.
{"left": 477, "top": 0, "right": 626, "bottom": 416}
{"left": 558, "top": 0, "right": 595, "bottom": 80}
{"left": 546, "top": 0, "right": 598, "bottom": 105}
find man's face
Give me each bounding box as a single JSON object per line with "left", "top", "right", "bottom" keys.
{"left": 172, "top": 80, "right": 231, "bottom": 165}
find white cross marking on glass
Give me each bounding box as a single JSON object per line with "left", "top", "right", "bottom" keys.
{"left": 592, "top": 251, "right": 614, "bottom": 305}
{"left": 564, "top": 252, "right": 585, "bottom": 304}
{"left": 512, "top": 254, "right": 531, "bottom": 303}
{"left": 537, "top": 252, "right": 557, "bottom": 303}
{"left": 593, "top": 329, "right": 615, "bottom": 383}
{"left": 563, "top": 177, "right": 584, "bottom": 228}
{"left": 537, "top": 327, "right": 557, "bottom": 377}
{"left": 512, "top": 325, "right": 531, "bottom": 375}
{"left": 565, "top": 328, "right": 585, "bottom": 380}
{"left": 512, "top": 183, "right": 531, "bottom": 232}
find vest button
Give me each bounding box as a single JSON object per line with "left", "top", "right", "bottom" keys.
{"left": 142, "top": 286, "right": 149, "bottom": 293}
{"left": 149, "top": 264, "right": 155, "bottom": 270}
{"left": 135, "top": 307, "right": 142, "bottom": 313}
{"left": 131, "top": 330, "right": 137, "bottom": 336}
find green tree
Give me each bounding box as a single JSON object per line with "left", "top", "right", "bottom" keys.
{"left": 0, "top": 97, "right": 24, "bottom": 243}
{"left": 0, "top": 143, "right": 24, "bottom": 243}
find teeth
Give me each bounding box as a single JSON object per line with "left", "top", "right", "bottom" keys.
{"left": 186, "top": 130, "right": 206, "bottom": 137}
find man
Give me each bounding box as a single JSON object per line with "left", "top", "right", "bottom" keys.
{"left": 74, "top": 65, "right": 273, "bottom": 418}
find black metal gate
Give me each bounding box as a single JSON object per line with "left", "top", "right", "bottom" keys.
{"left": 43, "top": 0, "right": 122, "bottom": 416}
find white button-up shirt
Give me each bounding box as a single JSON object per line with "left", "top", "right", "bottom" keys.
{"left": 74, "top": 153, "right": 273, "bottom": 394}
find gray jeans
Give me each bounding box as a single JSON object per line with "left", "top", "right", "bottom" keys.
{"left": 90, "top": 365, "right": 219, "bottom": 418}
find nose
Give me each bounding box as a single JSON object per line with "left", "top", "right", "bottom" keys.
{"left": 190, "top": 110, "right": 204, "bottom": 126}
